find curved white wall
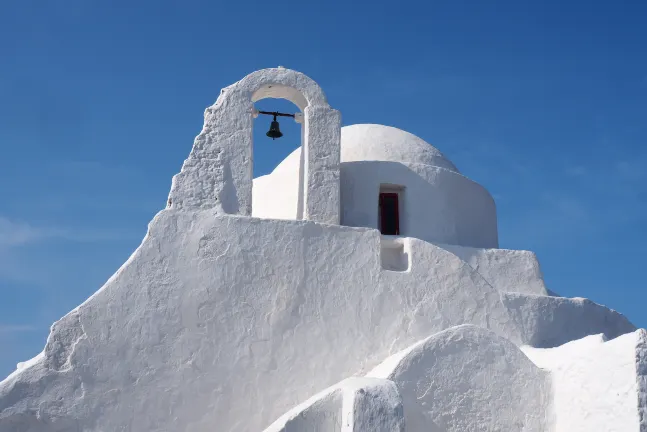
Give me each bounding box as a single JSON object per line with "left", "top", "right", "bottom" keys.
{"left": 340, "top": 124, "right": 459, "bottom": 173}
{"left": 368, "top": 325, "right": 551, "bottom": 432}
{"left": 253, "top": 148, "right": 498, "bottom": 248}
{"left": 340, "top": 161, "right": 498, "bottom": 248}
{"left": 522, "top": 332, "right": 644, "bottom": 432}
{"left": 253, "top": 172, "right": 300, "bottom": 220}
{"left": 252, "top": 149, "right": 301, "bottom": 221}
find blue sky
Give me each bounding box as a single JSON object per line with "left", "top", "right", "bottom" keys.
{"left": 1, "top": 0, "right": 645, "bottom": 378}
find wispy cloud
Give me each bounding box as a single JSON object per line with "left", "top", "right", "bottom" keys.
{"left": 0, "top": 218, "right": 51, "bottom": 247}
{"left": 564, "top": 165, "right": 587, "bottom": 177}
{"left": 0, "top": 325, "right": 37, "bottom": 334}
{"left": 52, "top": 160, "right": 141, "bottom": 179}
{"left": 38, "top": 159, "right": 162, "bottom": 213}
{"left": 615, "top": 160, "right": 645, "bottom": 182}
{"left": 0, "top": 216, "right": 141, "bottom": 286}
{"left": 453, "top": 138, "right": 647, "bottom": 248}
{"left": 0, "top": 216, "right": 134, "bottom": 248}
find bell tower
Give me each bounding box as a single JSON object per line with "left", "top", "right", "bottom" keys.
{"left": 167, "top": 67, "right": 342, "bottom": 225}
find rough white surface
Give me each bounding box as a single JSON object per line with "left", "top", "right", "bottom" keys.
{"left": 502, "top": 292, "right": 635, "bottom": 348}
{"left": 0, "top": 210, "right": 634, "bottom": 431}
{"left": 637, "top": 329, "right": 647, "bottom": 432}
{"left": 0, "top": 214, "right": 522, "bottom": 431}
{"left": 441, "top": 244, "right": 548, "bottom": 295}
{"left": 340, "top": 160, "right": 498, "bottom": 248}
{"left": 253, "top": 124, "right": 498, "bottom": 248}
{"left": 168, "top": 67, "right": 341, "bottom": 224}
{"left": 262, "top": 381, "right": 343, "bottom": 432}
{"left": 522, "top": 331, "right": 644, "bottom": 432}
{"left": 341, "top": 378, "right": 404, "bottom": 432}
{"left": 1, "top": 67, "right": 644, "bottom": 432}
{"left": 264, "top": 377, "right": 404, "bottom": 432}
{"left": 368, "top": 325, "right": 551, "bottom": 432}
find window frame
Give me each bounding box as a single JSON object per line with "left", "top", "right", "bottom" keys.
{"left": 378, "top": 192, "right": 400, "bottom": 235}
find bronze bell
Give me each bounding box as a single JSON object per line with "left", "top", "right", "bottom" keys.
{"left": 266, "top": 115, "right": 283, "bottom": 140}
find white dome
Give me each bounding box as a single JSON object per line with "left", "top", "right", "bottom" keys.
{"left": 271, "top": 124, "right": 458, "bottom": 175}
{"left": 340, "top": 124, "right": 459, "bottom": 172}
{"left": 255, "top": 123, "right": 496, "bottom": 248}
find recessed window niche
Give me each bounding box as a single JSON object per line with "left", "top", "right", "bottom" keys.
{"left": 378, "top": 184, "right": 404, "bottom": 235}
{"left": 380, "top": 236, "right": 410, "bottom": 272}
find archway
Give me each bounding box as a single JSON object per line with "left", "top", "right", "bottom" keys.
{"left": 252, "top": 97, "right": 304, "bottom": 220}
{"left": 168, "top": 67, "right": 341, "bottom": 225}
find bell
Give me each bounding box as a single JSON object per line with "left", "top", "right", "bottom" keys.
{"left": 266, "top": 115, "right": 283, "bottom": 140}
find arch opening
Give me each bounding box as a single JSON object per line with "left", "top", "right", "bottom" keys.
{"left": 252, "top": 84, "right": 309, "bottom": 111}
{"left": 252, "top": 96, "right": 305, "bottom": 220}
{"left": 168, "top": 67, "right": 340, "bottom": 225}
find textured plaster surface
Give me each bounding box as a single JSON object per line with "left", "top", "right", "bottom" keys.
{"left": 168, "top": 67, "right": 341, "bottom": 224}
{"left": 0, "top": 212, "right": 636, "bottom": 431}
{"left": 368, "top": 325, "right": 551, "bottom": 432}
{"left": 340, "top": 161, "right": 498, "bottom": 248}
{"left": 503, "top": 292, "right": 635, "bottom": 348}
{"left": 253, "top": 124, "right": 498, "bottom": 248}
{"left": 441, "top": 245, "right": 547, "bottom": 295}
{"left": 262, "top": 382, "right": 343, "bottom": 432}
{"left": 342, "top": 378, "right": 404, "bottom": 432}
{"left": 637, "top": 329, "right": 647, "bottom": 432}
{"left": 0, "top": 213, "right": 509, "bottom": 431}
{"left": 264, "top": 377, "right": 404, "bottom": 432}
{"left": 523, "top": 331, "right": 643, "bottom": 431}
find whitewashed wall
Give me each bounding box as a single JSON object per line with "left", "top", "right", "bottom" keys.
{"left": 368, "top": 325, "right": 551, "bottom": 432}
{"left": 253, "top": 124, "right": 498, "bottom": 248}
{"left": 168, "top": 67, "right": 341, "bottom": 224}
{"left": 340, "top": 160, "right": 498, "bottom": 248}
{"left": 0, "top": 212, "right": 635, "bottom": 431}
{"left": 523, "top": 331, "right": 644, "bottom": 431}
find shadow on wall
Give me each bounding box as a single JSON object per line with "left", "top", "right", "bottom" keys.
{"left": 221, "top": 162, "right": 240, "bottom": 214}
{"left": 502, "top": 293, "right": 636, "bottom": 347}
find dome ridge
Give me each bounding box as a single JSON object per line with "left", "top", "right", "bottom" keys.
{"left": 271, "top": 123, "right": 459, "bottom": 175}
{"left": 340, "top": 124, "right": 459, "bottom": 172}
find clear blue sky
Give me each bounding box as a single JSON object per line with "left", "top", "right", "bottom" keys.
{"left": 1, "top": 0, "right": 645, "bottom": 378}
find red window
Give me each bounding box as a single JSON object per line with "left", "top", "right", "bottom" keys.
{"left": 379, "top": 193, "right": 400, "bottom": 235}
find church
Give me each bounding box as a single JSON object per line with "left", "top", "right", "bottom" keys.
{"left": 0, "top": 67, "right": 644, "bottom": 432}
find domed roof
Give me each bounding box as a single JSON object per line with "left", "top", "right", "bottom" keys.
{"left": 270, "top": 124, "right": 458, "bottom": 174}
{"left": 340, "top": 124, "right": 459, "bottom": 172}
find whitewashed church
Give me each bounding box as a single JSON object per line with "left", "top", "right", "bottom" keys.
{"left": 0, "top": 68, "right": 645, "bottom": 432}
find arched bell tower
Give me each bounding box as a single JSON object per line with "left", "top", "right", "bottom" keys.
{"left": 167, "top": 67, "right": 341, "bottom": 225}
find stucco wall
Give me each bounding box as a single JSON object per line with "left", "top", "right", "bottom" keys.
{"left": 368, "top": 325, "right": 551, "bottom": 432}
{"left": 637, "top": 329, "right": 647, "bottom": 432}
{"left": 440, "top": 244, "right": 548, "bottom": 295}
{"left": 523, "top": 332, "right": 643, "bottom": 431}
{"left": 340, "top": 161, "right": 498, "bottom": 248}
{"left": 264, "top": 377, "right": 404, "bottom": 432}
{"left": 0, "top": 213, "right": 635, "bottom": 432}
{"left": 253, "top": 153, "right": 499, "bottom": 248}
{"left": 503, "top": 292, "right": 635, "bottom": 348}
